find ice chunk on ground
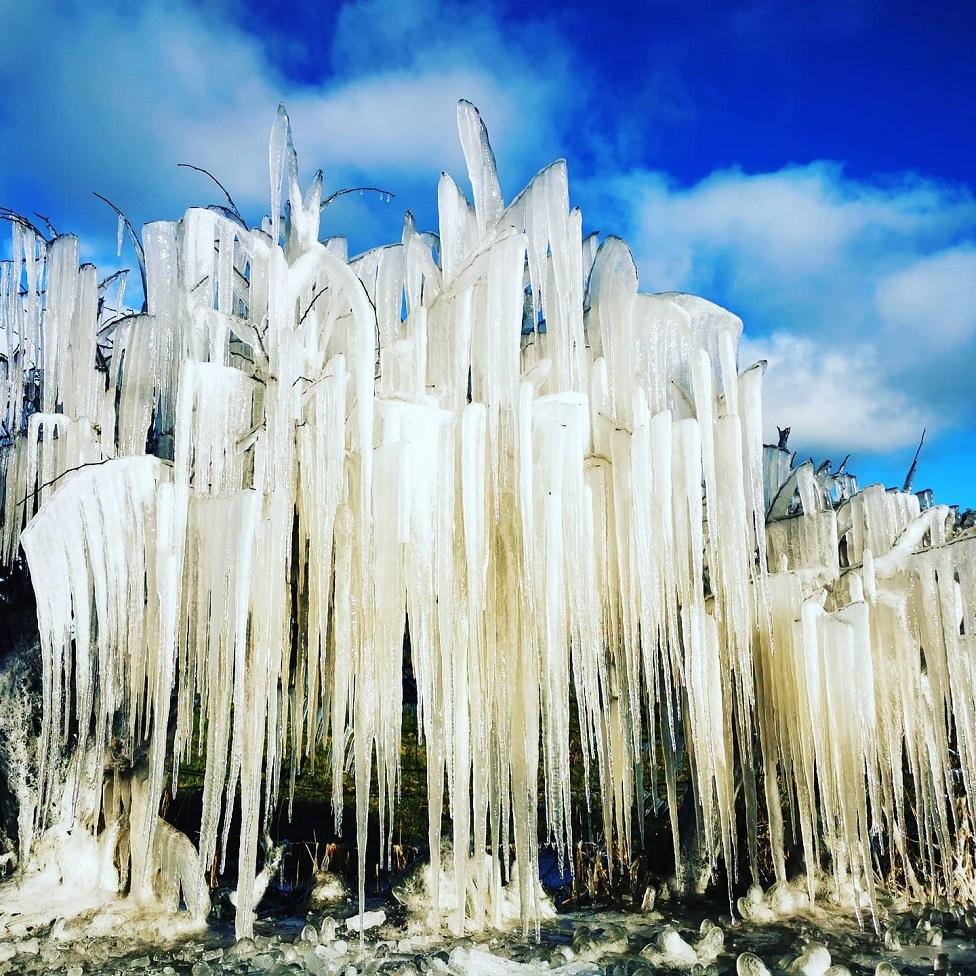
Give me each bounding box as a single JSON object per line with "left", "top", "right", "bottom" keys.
{"left": 640, "top": 925, "right": 699, "bottom": 968}
{"left": 789, "top": 943, "right": 832, "bottom": 976}
{"left": 738, "top": 952, "right": 772, "bottom": 976}
{"left": 345, "top": 910, "right": 386, "bottom": 933}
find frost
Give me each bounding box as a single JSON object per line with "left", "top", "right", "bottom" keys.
{"left": 445, "top": 947, "right": 600, "bottom": 976}
{"left": 309, "top": 871, "right": 351, "bottom": 908}
{"left": 1, "top": 100, "right": 975, "bottom": 946}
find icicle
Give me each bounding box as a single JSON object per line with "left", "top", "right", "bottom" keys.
{"left": 269, "top": 104, "right": 294, "bottom": 249}
{"left": 457, "top": 100, "right": 504, "bottom": 240}
{"left": 5, "top": 99, "right": 976, "bottom": 949}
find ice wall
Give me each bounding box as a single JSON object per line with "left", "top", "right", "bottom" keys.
{"left": 0, "top": 102, "right": 974, "bottom": 940}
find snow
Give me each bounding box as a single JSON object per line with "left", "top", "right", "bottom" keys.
{"left": 0, "top": 99, "right": 974, "bottom": 950}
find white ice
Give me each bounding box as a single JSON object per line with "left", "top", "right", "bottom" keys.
{"left": 0, "top": 100, "right": 974, "bottom": 947}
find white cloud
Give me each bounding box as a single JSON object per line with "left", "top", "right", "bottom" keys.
{"left": 0, "top": 0, "right": 572, "bottom": 249}
{"left": 875, "top": 246, "right": 976, "bottom": 349}
{"left": 581, "top": 164, "right": 976, "bottom": 455}
{"left": 741, "top": 333, "right": 927, "bottom": 453}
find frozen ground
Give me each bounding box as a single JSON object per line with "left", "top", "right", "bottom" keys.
{"left": 0, "top": 898, "right": 973, "bottom": 975}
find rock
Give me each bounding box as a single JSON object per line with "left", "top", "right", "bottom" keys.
{"left": 883, "top": 928, "right": 901, "bottom": 950}
{"left": 227, "top": 938, "right": 258, "bottom": 961}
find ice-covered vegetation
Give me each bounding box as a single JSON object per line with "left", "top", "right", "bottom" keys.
{"left": 0, "top": 102, "right": 974, "bottom": 946}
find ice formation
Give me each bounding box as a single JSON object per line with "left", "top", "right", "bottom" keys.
{"left": 392, "top": 844, "right": 557, "bottom": 933}
{"left": 1, "top": 100, "right": 975, "bottom": 943}
{"left": 308, "top": 869, "right": 351, "bottom": 908}
{"left": 638, "top": 921, "right": 724, "bottom": 969}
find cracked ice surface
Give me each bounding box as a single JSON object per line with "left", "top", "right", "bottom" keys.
{"left": 1, "top": 99, "right": 975, "bottom": 949}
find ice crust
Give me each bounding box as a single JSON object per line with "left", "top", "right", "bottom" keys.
{"left": 1, "top": 101, "right": 975, "bottom": 944}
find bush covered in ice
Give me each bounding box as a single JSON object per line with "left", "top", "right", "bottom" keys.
{"left": 0, "top": 99, "right": 974, "bottom": 946}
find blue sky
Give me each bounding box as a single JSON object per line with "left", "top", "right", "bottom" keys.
{"left": 1, "top": 0, "right": 973, "bottom": 505}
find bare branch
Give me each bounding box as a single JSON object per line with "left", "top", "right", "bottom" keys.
{"left": 93, "top": 193, "right": 147, "bottom": 309}
{"left": 206, "top": 204, "right": 248, "bottom": 230}
{"left": 0, "top": 206, "right": 48, "bottom": 242}
{"left": 298, "top": 286, "right": 330, "bottom": 327}
{"left": 33, "top": 212, "right": 58, "bottom": 238}
{"left": 19, "top": 457, "right": 114, "bottom": 508}
{"left": 178, "top": 163, "right": 245, "bottom": 224}
{"left": 98, "top": 269, "right": 129, "bottom": 291}
{"left": 320, "top": 186, "right": 395, "bottom": 212}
